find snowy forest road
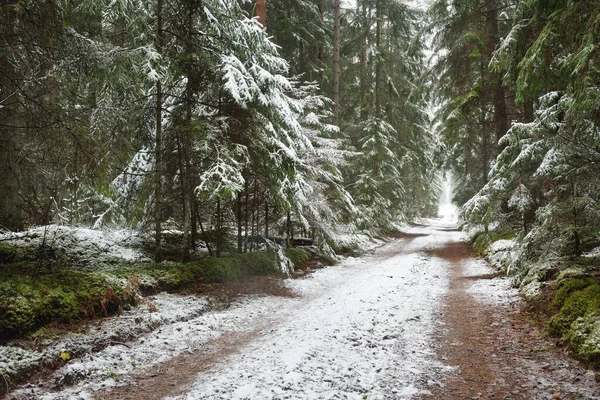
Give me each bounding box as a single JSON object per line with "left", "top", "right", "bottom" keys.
{"left": 105, "top": 220, "right": 598, "bottom": 400}
{"left": 23, "top": 217, "right": 599, "bottom": 400}
{"left": 99, "top": 221, "right": 456, "bottom": 400}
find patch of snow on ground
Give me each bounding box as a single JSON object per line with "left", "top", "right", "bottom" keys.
{"left": 489, "top": 239, "right": 514, "bottom": 253}
{"left": 520, "top": 280, "right": 542, "bottom": 301}
{"left": 328, "top": 225, "right": 386, "bottom": 254}
{"left": 486, "top": 239, "right": 516, "bottom": 271}
{"left": 583, "top": 245, "right": 600, "bottom": 258}
{"left": 0, "top": 225, "right": 148, "bottom": 268}
{"left": 464, "top": 258, "right": 518, "bottom": 306}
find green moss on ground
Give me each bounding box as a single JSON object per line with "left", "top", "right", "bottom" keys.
{"left": 0, "top": 266, "right": 127, "bottom": 338}
{"left": 284, "top": 248, "right": 310, "bottom": 267}
{"left": 284, "top": 248, "right": 336, "bottom": 270}
{"left": 472, "top": 230, "right": 515, "bottom": 255}
{"left": 547, "top": 278, "right": 600, "bottom": 366}
{"left": 0, "top": 243, "right": 25, "bottom": 264}
{"left": 568, "top": 313, "right": 600, "bottom": 365}
{"left": 125, "top": 251, "right": 280, "bottom": 287}
{"left": 0, "top": 251, "right": 279, "bottom": 339}
{"left": 551, "top": 278, "right": 597, "bottom": 309}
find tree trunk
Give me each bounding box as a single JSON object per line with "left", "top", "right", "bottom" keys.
{"left": 485, "top": 0, "right": 508, "bottom": 152}
{"left": 216, "top": 199, "right": 222, "bottom": 257}
{"left": 0, "top": 3, "right": 22, "bottom": 231}
{"left": 374, "top": 0, "right": 382, "bottom": 118}
{"left": 265, "top": 200, "right": 269, "bottom": 239}
{"left": 237, "top": 193, "right": 242, "bottom": 253}
{"left": 251, "top": 182, "right": 259, "bottom": 251}
{"left": 332, "top": 0, "right": 341, "bottom": 128}
{"left": 360, "top": 0, "right": 368, "bottom": 120}
{"left": 480, "top": 59, "right": 489, "bottom": 185}
{"left": 176, "top": 133, "right": 189, "bottom": 261}
{"left": 154, "top": 0, "right": 164, "bottom": 262}
{"left": 182, "top": 3, "right": 197, "bottom": 261}
{"left": 318, "top": 0, "right": 325, "bottom": 63}
{"left": 485, "top": 0, "right": 509, "bottom": 215}
{"left": 244, "top": 180, "right": 249, "bottom": 253}
{"left": 523, "top": 99, "right": 534, "bottom": 123}
{"left": 493, "top": 78, "right": 508, "bottom": 147}
{"left": 256, "top": 0, "right": 267, "bottom": 29}
{"left": 572, "top": 180, "right": 580, "bottom": 256}
{"left": 286, "top": 210, "right": 292, "bottom": 248}
{"left": 196, "top": 206, "right": 213, "bottom": 256}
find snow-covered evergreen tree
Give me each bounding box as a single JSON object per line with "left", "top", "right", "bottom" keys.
{"left": 462, "top": 0, "right": 600, "bottom": 266}
{"left": 341, "top": 0, "right": 439, "bottom": 230}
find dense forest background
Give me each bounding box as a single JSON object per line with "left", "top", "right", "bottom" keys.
{"left": 0, "top": 0, "right": 439, "bottom": 261}
{"left": 431, "top": 0, "right": 600, "bottom": 277}
{"left": 1, "top": 0, "right": 600, "bottom": 269}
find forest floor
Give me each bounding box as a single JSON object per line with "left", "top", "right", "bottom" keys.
{"left": 6, "top": 217, "right": 600, "bottom": 399}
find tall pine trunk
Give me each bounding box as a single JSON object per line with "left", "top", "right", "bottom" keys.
{"left": 0, "top": 4, "right": 20, "bottom": 230}
{"left": 176, "top": 134, "right": 189, "bottom": 261}
{"left": 154, "top": 0, "right": 164, "bottom": 262}
{"left": 485, "top": 0, "right": 509, "bottom": 215}
{"left": 374, "top": 0, "right": 382, "bottom": 118}
{"left": 479, "top": 56, "right": 489, "bottom": 185}
{"left": 244, "top": 180, "right": 249, "bottom": 253}
{"left": 523, "top": 100, "right": 534, "bottom": 123}
{"left": 332, "top": 0, "right": 341, "bottom": 128}
{"left": 256, "top": 0, "right": 267, "bottom": 28}
{"left": 360, "top": 0, "right": 368, "bottom": 120}
{"left": 237, "top": 192, "right": 243, "bottom": 253}
{"left": 318, "top": 0, "right": 325, "bottom": 63}
{"left": 485, "top": 0, "right": 507, "bottom": 151}
{"left": 264, "top": 200, "right": 269, "bottom": 239}
{"left": 181, "top": 3, "right": 197, "bottom": 261}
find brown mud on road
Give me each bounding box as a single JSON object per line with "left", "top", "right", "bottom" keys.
{"left": 423, "top": 240, "right": 599, "bottom": 400}
{"left": 89, "top": 277, "right": 294, "bottom": 400}
{"left": 97, "top": 330, "right": 261, "bottom": 400}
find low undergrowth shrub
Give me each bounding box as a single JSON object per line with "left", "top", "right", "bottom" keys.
{"left": 472, "top": 230, "right": 516, "bottom": 255}
{"left": 284, "top": 248, "right": 310, "bottom": 267}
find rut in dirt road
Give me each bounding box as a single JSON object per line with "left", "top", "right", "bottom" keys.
{"left": 424, "top": 235, "right": 600, "bottom": 400}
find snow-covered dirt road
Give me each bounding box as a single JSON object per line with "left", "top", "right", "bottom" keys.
{"left": 100, "top": 224, "right": 456, "bottom": 400}
{"left": 11, "top": 213, "right": 599, "bottom": 399}
{"left": 14, "top": 220, "right": 458, "bottom": 400}
{"left": 163, "top": 227, "right": 453, "bottom": 400}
